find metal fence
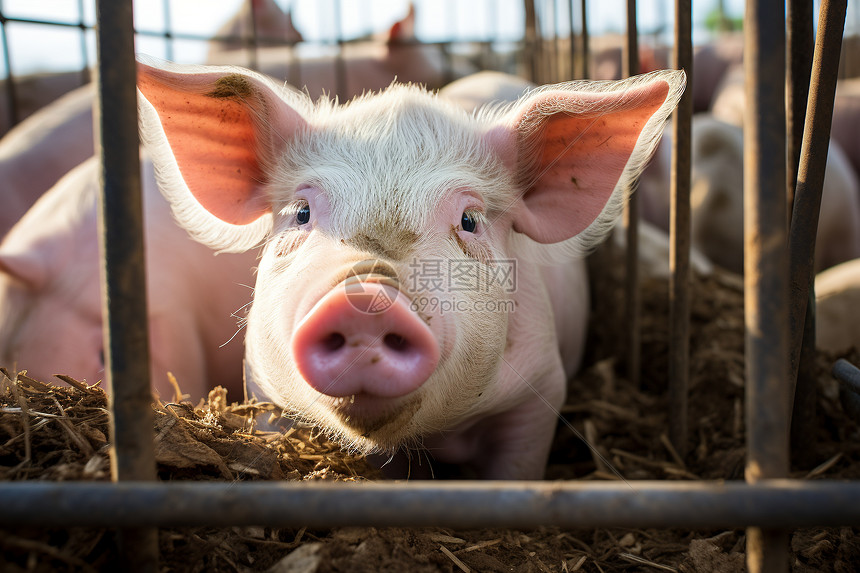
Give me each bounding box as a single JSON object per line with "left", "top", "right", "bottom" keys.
{"left": 0, "top": 1, "right": 859, "bottom": 571}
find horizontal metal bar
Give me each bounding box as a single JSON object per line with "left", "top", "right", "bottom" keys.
{"left": 833, "top": 359, "right": 860, "bottom": 395}
{"left": 0, "top": 480, "right": 859, "bottom": 529}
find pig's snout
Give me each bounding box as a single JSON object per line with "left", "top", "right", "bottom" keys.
{"left": 291, "top": 281, "right": 439, "bottom": 399}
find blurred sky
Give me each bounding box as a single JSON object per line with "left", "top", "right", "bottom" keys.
{"left": 0, "top": 0, "right": 851, "bottom": 76}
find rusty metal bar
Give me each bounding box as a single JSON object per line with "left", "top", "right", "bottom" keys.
{"left": 2, "top": 481, "right": 860, "bottom": 529}
{"left": 788, "top": 0, "right": 847, "bottom": 468}
{"left": 668, "top": 0, "right": 692, "bottom": 457}
{"left": 833, "top": 359, "right": 860, "bottom": 422}
{"left": 744, "top": 0, "right": 789, "bottom": 568}
{"left": 579, "top": 0, "right": 588, "bottom": 78}
{"left": 94, "top": 0, "right": 157, "bottom": 570}
{"left": 568, "top": 0, "right": 576, "bottom": 79}
{"left": 333, "top": 0, "right": 347, "bottom": 101}
{"left": 524, "top": 0, "right": 538, "bottom": 82}
{"left": 623, "top": 0, "right": 640, "bottom": 388}
{"left": 786, "top": 0, "right": 816, "bottom": 471}
{"left": 0, "top": 1, "right": 19, "bottom": 129}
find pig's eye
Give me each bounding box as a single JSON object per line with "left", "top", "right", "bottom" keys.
{"left": 461, "top": 211, "right": 478, "bottom": 233}
{"left": 296, "top": 202, "right": 311, "bottom": 225}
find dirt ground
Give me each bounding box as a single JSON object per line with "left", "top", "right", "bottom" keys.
{"left": 2, "top": 253, "right": 860, "bottom": 572}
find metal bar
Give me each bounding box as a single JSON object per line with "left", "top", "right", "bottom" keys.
{"left": 77, "top": 0, "right": 90, "bottom": 84}
{"left": 94, "top": 0, "right": 157, "bottom": 570}
{"left": 624, "top": 0, "right": 640, "bottom": 388}
{"left": 744, "top": 0, "right": 789, "bottom": 567}
{"left": 333, "top": 0, "right": 346, "bottom": 101}
{"left": 0, "top": 2, "right": 20, "bottom": 129}
{"left": 788, "top": 0, "right": 847, "bottom": 468}
{"left": 568, "top": 0, "right": 576, "bottom": 79}
{"left": 162, "top": 0, "right": 174, "bottom": 62}
{"left": 579, "top": 0, "right": 588, "bottom": 78}
{"left": 524, "top": 0, "right": 538, "bottom": 82}
{"left": 669, "top": 0, "right": 692, "bottom": 457}
{"left": 786, "top": 0, "right": 816, "bottom": 471}
{"left": 247, "top": 0, "right": 259, "bottom": 71}
{"left": 833, "top": 359, "right": 860, "bottom": 421}
{"left": 1, "top": 481, "right": 860, "bottom": 529}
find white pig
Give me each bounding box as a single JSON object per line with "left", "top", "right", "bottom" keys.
{"left": 639, "top": 115, "right": 860, "bottom": 275}
{"left": 206, "top": 5, "right": 470, "bottom": 102}
{"left": 207, "top": 0, "right": 303, "bottom": 58}
{"left": 0, "top": 83, "right": 95, "bottom": 239}
{"left": 816, "top": 258, "right": 860, "bottom": 354}
{"left": 0, "top": 156, "right": 255, "bottom": 401}
{"left": 137, "top": 60, "right": 684, "bottom": 479}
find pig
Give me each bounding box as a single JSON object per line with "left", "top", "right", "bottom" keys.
{"left": 206, "top": 5, "right": 471, "bottom": 102}
{"left": 0, "top": 69, "right": 90, "bottom": 139}
{"left": 0, "top": 83, "right": 95, "bottom": 239}
{"left": 639, "top": 115, "right": 860, "bottom": 275}
{"left": 137, "top": 59, "right": 684, "bottom": 479}
{"left": 831, "top": 78, "right": 860, "bottom": 181}
{"left": 709, "top": 63, "right": 744, "bottom": 127}
{"left": 207, "top": 0, "right": 303, "bottom": 58}
{"left": 0, "top": 155, "right": 255, "bottom": 401}
{"left": 438, "top": 71, "right": 535, "bottom": 113}
{"left": 691, "top": 33, "right": 744, "bottom": 113}
{"left": 815, "top": 258, "right": 860, "bottom": 354}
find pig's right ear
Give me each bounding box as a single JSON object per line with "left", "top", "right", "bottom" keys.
{"left": 137, "top": 60, "right": 309, "bottom": 253}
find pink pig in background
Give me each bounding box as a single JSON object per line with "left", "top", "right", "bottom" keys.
{"left": 137, "top": 60, "right": 684, "bottom": 479}
{"left": 0, "top": 155, "right": 255, "bottom": 401}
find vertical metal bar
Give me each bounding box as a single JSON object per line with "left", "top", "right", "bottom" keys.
{"left": 788, "top": 0, "right": 847, "bottom": 464}
{"left": 333, "top": 0, "right": 346, "bottom": 101}
{"left": 77, "top": 0, "right": 90, "bottom": 84}
{"left": 94, "top": 0, "right": 157, "bottom": 570}
{"left": 248, "top": 0, "right": 260, "bottom": 70}
{"left": 787, "top": 0, "right": 814, "bottom": 214}
{"left": 624, "top": 0, "right": 640, "bottom": 388}
{"left": 579, "top": 0, "right": 588, "bottom": 78}
{"left": 0, "top": 1, "right": 19, "bottom": 128}
{"left": 744, "top": 0, "right": 789, "bottom": 568}
{"left": 786, "top": 0, "right": 815, "bottom": 473}
{"left": 161, "top": 0, "right": 174, "bottom": 62}
{"left": 524, "top": 0, "right": 538, "bottom": 82}
{"left": 568, "top": 0, "right": 576, "bottom": 79}
{"left": 669, "top": 0, "right": 692, "bottom": 457}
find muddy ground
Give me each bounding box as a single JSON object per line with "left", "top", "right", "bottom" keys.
{"left": 2, "top": 255, "right": 860, "bottom": 572}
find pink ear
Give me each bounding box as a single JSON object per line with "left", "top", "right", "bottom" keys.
{"left": 137, "top": 62, "right": 309, "bottom": 252}
{"left": 492, "top": 72, "right": 684, "bottom": 245}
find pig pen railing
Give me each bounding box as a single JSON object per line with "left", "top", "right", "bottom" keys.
{"left": 1, "top": 1, "right": 860, "bottom": 573}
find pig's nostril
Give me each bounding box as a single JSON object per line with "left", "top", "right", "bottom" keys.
{"left": 323, "top": 332, "right": 346, "bottom": 352}
{"left": 383, "top": 333, "right": 409, "bottom": 352}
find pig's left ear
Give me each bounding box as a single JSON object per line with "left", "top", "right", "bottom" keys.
{"left": 488, "top": 70, "right": 685, "bottom": 249}
{"left": 137, "top": 59, "right": 309, "bottom": 253}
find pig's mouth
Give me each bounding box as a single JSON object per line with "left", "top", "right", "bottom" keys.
{"left": 326, "top": 392, "right": 422, "bottom": 440}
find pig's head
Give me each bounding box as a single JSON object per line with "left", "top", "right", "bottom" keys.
{"left": 138, "top": 60, "right": 684, "bottom": 454}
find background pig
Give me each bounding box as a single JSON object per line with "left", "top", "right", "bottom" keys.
{"left": 206, "top": 6, "right": 471, "bottom": 101}
{"left": 207, "top": 0, "right": 303, "bottom": 57}
{"left": 438, "top": 70, "right": 535, "bottom": 113}
{"left": 0, "top": 83, "right": 95, "bottom": 239}
{"left": 639, "top": 115, "right": 860, "bottom": 274}
{"left": 137, "top": 60, "right": 684, "bottom": 479}
{"left": 831, "top": 78, "right": 860, "bottom": 181}
{"left": 0, "top": 156, "right": 254, "bottom": 401}
{"left": 816, "top": 257, "right": 860, "bottom": 354}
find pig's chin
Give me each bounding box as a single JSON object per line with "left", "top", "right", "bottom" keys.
{"left": 321, "top": 392, "right": 423, "bottom": 449}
